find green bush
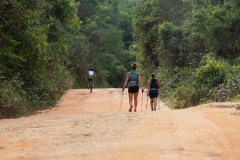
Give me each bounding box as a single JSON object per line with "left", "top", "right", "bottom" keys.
{"left": 175, "top": 86, "right": 196, "bottom": 109}
{"left": 195, "top": 55, "right": 227, "bottom": 88}
{"left": 24, "top": 65, "right": 74, "bottom": 110}
{"left": 208, "top": 64, "right": 240, "bottom": 102}
{"left": 0, "top": 80, "right": 29, "bottom": 118}
{"left": 0, "top": 65, "right": 74, "bottom": 119}
{"left": 159, "top": 56, "right": 235, "bottom": 108}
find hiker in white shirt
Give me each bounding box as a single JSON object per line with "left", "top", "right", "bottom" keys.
{"left": 87, "top": 68, "right": 96, "bottom": 88}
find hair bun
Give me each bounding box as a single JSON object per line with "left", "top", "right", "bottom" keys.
{"left": 132, "top": 63, "right": 137, "bottom": 67}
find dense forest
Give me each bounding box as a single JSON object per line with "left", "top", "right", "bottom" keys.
{"left": 0, "top": 0, "right": 239, "bottom": 118}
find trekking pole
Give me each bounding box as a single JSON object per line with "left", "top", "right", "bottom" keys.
{"left": 141, "top": 90, "right": 143, "bottom": 112}
{"left": 146, "top": 95, "right": 148, "bottom": 112}
{"left": 158, "top": 95, "right": 160, "bottom": 110}
{"left": 119, "top": 89, "right": 124, "bottom": 112}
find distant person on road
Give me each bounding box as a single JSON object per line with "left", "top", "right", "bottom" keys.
{"left": 122, "top": 63, "right": 144, "bottom": 112}
{"left": 147, "top": 73, "right": 160, "bottom": 111}
{"left": 87, "top": 68, "right": 96, "bottom": 89}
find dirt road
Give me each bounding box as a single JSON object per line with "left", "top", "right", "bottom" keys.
{"left": 1, "top": 88, "right": 240, "bottom": 160}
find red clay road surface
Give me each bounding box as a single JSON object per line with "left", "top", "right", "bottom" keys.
{"left": 1, "top": 88, "right": 240, "bottom": 160}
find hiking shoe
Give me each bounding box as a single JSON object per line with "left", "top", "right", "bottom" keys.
{"left": 129, "top": 105, "right": 133, "bottom": 112}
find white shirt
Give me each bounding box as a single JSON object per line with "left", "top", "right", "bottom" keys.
{"left": 88, "top": 71, "right": 94, "bottom": 76}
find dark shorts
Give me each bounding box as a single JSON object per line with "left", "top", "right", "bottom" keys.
{"left": 128, "top": 86, "right": 139, "bottom": 93}
{"left": 149, "top": 90, "right": 158, "bottom": 98}
{"left": 88, "top": 77, "right": 93, "bottom": 82}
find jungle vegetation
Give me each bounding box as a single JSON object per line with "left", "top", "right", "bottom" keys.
{"left": 0, "top": 0, "right": 239, "bottom": 118}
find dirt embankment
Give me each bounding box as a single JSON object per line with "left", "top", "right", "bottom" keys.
{"left": 1, "top": 88, "right": 240, "bottom": 160}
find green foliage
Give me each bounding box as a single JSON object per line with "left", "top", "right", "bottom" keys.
{"left": 0, "top": 0, "right": 78, "bottom": 118}
{"left": 103, "top": 54, "right": 126, "bottom": 87}
{"left": 194, "top": 55, "right": 227, "bottom": 88}
{"left": 133, "top": 0, "right": 240, "bottom": 108}
{"left": 0, "top": 80, "right": 29, "bottom": 118}
{"left": 46, "top": 0, "right": 79, "bottom": 25}
{"left": 207, "top": 3, "right": 240, "bottom": 58}
{"left": 23, "top": 66, "right": 73, "bottom": 109}
{"left": 1, "top": 0, "right": 240, "bottom": 118}
{"left": 70, "top": 0, "right": 135, "bottom": 88}
{"left": 175, "top": 86, "right": 197, "bottom": 109}
{"left": 1, "top": 0, "right": 135, "bottom": 118}
{"left": 208, "top": 61, "right": 240, "bottom": 102}
{"left": 191, "top": 1, "right": 240, "bottom": 59}
{"left": 133, "top": 0, "right": 189, "bottom": 83}
{"left": 158, "top": 22, "right": 187, "bottom": 68}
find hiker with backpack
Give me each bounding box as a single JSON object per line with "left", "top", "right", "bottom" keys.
{"left": 122, "top": 63, "right": 144, "bottom": 112}
{"left": 147, "top": 73, "right": 161, "bottom": 111}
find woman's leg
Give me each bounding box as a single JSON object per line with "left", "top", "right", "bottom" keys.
{"left": 128, "top": 92, "right": 133, "bottom": 106}
{"left": 154, "top": 98, "right": 157, "bottom": 110}
{"left": 133, "top": 92, "right": 139, "bottom": 111}
{"left": 154, "top": 91, "right": 159, "bottom": 110}
{"left": 128, "top": 92, "right": 133, "bottom": 112}
{"left": 150, "top": 98, "right": 154, "bottom": 110}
